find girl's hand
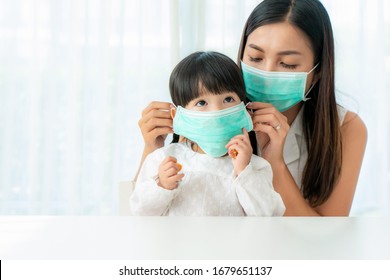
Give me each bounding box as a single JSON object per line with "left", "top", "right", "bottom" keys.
{"left": 246, "top": 102, "right": 289, "bottom": 166}
{"left": 157, "top": 156, "right": 184, "bottom": 190}
{"left": 138, "top": 101, "right": 174, "bottom": 152}
{"left": 226, "top": 128, "right": 253, "bottom": 176}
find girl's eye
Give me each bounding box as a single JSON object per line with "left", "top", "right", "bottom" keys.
{"left": 249, "top": 56, "right": 262, "bottom": 62}
{"left": 280, "top": 62, "right": 298, "bottom": 70}
{"left": 224, "top": 96, "right": 235, "bottom": 103}
{"left": 195, "top": 100, "right": 207, "bottom": 107}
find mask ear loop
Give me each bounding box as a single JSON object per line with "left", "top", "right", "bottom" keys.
{"left": 303, "top": 83, "right": 316, "bottom": 101}
{"left": 245, "top": 102, "right": 254, "bottom": 114}
{"left": 303, "top": 63, "right": 320, "bottom": 101}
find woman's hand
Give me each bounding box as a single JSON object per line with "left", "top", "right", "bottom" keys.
{"left": 226, "top": 128, "right": 253, "bottom": 176}
{"left": 247, "top": 102, "right": 289, "bottom": 166}
{"left": 158, "top": 156, "right": 184, "bottom": 190}
{"left": 138, "top": 101, "right": 174, "bottom": 152}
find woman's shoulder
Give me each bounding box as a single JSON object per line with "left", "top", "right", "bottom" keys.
{"left": 340, "top": 108, "right": 367, "bottom": 150}
{"left": 337, "top": 104, "right": 365, "bottom": 129}
{"left": 341, "top": 110, "right": 367, "bottom": 139}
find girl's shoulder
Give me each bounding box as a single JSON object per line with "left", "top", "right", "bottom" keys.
{"left": 150, "top": 142, "right": 192, "bottom": 160}
{"left": 163, "top": 142, "right": 190, "bottom": 154}
{"left": 144, "top": 143, "right": 187, "bottom": 161}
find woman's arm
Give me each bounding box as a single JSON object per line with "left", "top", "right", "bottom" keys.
{"left": 248, "top": 103, "right": 367, "bottom": 216}
{"left": 134, "top": 101, "right": 174, "bottom": 181}
{"left": 314, "top": 112, "right": 367, "bottom": 216}
{"left": 272, "top": 113, "right": 367, "bottom": 216}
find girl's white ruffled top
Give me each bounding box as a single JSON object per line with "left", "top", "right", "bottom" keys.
{"left": 131, "top": 142, "right": 285, "bottom": 216}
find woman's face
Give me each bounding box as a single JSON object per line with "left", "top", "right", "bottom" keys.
{"left": 242, "top": 21, "right": 317, "bottom": 91}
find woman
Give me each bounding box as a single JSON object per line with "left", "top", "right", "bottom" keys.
{"left": 135, "top": 0, "right": 367, "bottom": 216}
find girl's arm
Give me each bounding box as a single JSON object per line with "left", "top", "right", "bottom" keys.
{"left": 134, "top": 101, "right": 174, "bottom": 182}
{"left": 226, "top": 129, "right": 285, "bottom": 216}
{"left": 234, "top": 158, "right": 286, "bottom": 216}
{"left": 131, "top": 151, "right": 179, "bottom": 216}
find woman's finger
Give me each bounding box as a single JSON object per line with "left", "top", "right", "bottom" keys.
{"left": 146, "top": 108, "right": 173, "bottom": 120}
{"left": 142, "top": 118, "right": 173, "bottom": 133}
{"left": 147, "top": 127, "right": 174, "bottom": 139}
{"left": 253, "top": 123, "right": 285, "bottom": 137}
{"left": 140, "top": 108, "right": 172, "bottom": 128}
{"left": 248, "top": 102, "right": 288, "bottom": 123}
{"left": 254, "top": 122, "right": 283, "bottom": 140}
{"left": 141, "top": 101, "right": 173, "bottom": 117}
{"left": 252, "top": 107, "right": 288, "bottom": 122}
{"left": 252, "top": 114, "right": 285, "bottom": 131}
{"left": 246, "top": 101, "right": 274, "bottom": 110}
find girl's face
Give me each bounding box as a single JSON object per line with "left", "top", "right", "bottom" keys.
{"left": 242, "top": 21, "right": 317, "bottom": 92}
{"left": 185, "top": 91, "right": 241, "bottom": 112}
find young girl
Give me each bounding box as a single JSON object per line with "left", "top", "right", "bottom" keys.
{"left": 130, "top": 51, "right": 285, "bottom": 216}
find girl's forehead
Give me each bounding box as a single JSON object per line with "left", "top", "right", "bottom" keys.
{"left": 196, "top": 90, "right": 240, "bottom": 98}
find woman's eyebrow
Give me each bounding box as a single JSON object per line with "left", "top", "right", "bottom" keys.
{"left": 277, "top": 50, "right": 302, "bottom": 56}
{"left": 248, "top": 43, "right": 264, "bottom": 52}
{"left": 248, "top": 43, "right": 302, "bottom": 56}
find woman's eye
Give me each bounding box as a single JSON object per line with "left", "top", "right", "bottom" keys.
{"left": 249, "top": 56, "right": 262, "bottom": 62}
{"left": 281, "top": 62, "right": 298, "bottom": 70}
{"left": 195, "top": 100, "right": 207, "bottom": 107}
{"left": 224, "top": 96, "right": 235, "bottom": 103}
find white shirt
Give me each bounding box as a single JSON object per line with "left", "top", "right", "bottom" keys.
{"left": 265, "top": 105, "right": 348, "bottom": 188}
{"left": 131, "top": 143, "right": 285, "bottom": 216}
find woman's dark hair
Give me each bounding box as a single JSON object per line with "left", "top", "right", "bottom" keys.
{"left": 169, "top": 51, "right": 247, "bottom": 107}
{"left": 237, "top": 0, "right": 342, "bottom": 207}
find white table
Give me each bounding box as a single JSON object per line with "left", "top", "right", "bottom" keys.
{"left": 0, "top": 216, "right": 389, "bottom": 259}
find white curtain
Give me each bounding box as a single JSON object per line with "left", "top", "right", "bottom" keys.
{"left": 0, "top": 0, "right": 389, "bottom": 215}
{"left": 322, "top": 0, "right": 390, "bottom": 216}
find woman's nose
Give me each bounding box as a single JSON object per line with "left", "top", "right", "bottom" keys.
{"left": 263, "top": 60, "right": 277, "bottom": 72}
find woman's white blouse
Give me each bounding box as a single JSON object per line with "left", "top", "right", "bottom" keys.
{"left": 131, "top": 143, "right": 285, "bottom": 216}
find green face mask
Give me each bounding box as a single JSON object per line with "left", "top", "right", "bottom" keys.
{"left": 173, "top": 102, "right": 253, "bottom": 157}
{"left": 241, "top": 61, "right": 318, "bottom": 112}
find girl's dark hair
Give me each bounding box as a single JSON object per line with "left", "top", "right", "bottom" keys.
{"left": 237, "top": 0, "right": 342, "bottom": 207}
{"left": 169, "top": 51, "right": 247, "bottom": 107}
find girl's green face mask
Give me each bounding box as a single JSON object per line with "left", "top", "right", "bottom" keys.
{"left": 241, "top": 61, "right": 318, "bottom": 112}
{"left": 172, "top": 102, "right": 253, "bottom": 157}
